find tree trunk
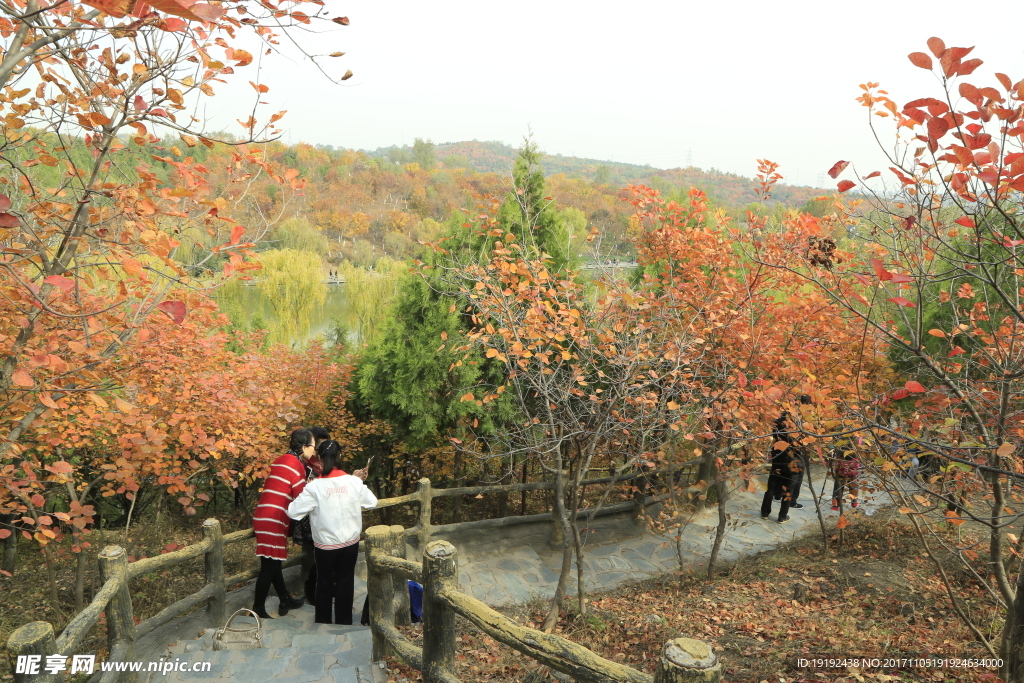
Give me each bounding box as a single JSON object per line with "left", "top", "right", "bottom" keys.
{"left": 520, "top": 457, "right": 529, "bottom": 516}
{"left": 542, "top": 470, "right": 573, "bottom": 632}
{"left": 452, "top": 448, "right": 463, "bottom": 523}
{"left": 693, "top": 449, "right": 716, "bottom": 505}
{"left": 706, "top": 470, "right": 728, "bottom": 580}
{"left": 1000, "top": 563, "right": 1024, "bottom": 681}
{"left": 1, "top": 514, "right": 17, "bottom": 575}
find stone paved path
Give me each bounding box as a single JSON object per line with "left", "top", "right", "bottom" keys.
{"left": 452, "top": 467, "right": 887, "bottom": 605}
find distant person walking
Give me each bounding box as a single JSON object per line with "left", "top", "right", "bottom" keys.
{"left": 831, "top": 446, "right": 861, "bottom": 510}
{"left": 252, "top": 428, "right": 316, "bottom": 618}
{"left": 288, "top": 440, "right": 375, "bottom": 625}
{"left": 760, "top": 407, "right": 806, "bottom": 524}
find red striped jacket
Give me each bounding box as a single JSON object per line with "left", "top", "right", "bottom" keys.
{"left": 253, "top": 453, "right": 307, "bottom": 560}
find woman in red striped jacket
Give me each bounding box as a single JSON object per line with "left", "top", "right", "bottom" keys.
{"left": 251, "top": 428, "right": 314, "bottom": 618}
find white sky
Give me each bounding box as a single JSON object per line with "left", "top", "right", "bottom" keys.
{"left": 210, "top": 0, "right": 1024, "bottom": 187}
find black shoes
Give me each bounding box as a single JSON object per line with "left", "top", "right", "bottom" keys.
{"left": 791, "top": 503, "right": 805, "bottom": 509}
{"left": 778, "top": 515, "right": 791, "bottom": 524}
{"left": 278, "top": 595, "right": 304, "bottom": 616}
{"left": 252, "top": 609, "right": 273, "bottom": 620}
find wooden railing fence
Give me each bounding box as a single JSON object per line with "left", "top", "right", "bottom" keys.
{"left": 364, "top": 525, "right": 722, "bottom": 683}
{"left": 5, "top": 464, "right": 700, "bottom": 683}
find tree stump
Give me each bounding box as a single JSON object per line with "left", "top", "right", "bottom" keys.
{"left": 653, "top": 638, "right": 722, "bottom": 683}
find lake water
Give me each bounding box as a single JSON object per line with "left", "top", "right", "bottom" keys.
{"left": 214, "top": 283, "right": 356, "bottom": 346}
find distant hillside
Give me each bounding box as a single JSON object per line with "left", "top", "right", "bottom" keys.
{"left": 365, "top": 140, "right": 825, "bottom": 208}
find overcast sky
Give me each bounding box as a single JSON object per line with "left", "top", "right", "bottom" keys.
{"left": 211, "top": 0, "right": 1024, "bottom": 188}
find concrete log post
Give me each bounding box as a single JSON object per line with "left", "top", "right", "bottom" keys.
{"left": 386, "top": 525, "right": 412, "bottom": 627}
{"left": 422, "top": 540, "right": 457, "bottom": 683}
{"left": 7, "top": 622, "right": 60, "bottom": 683}
{"left": 202, "top": 518, "right": 226, "bottom": 628}
{"left": 98, "top": 545, "right": 137, "bottom": 683}
{"left": 416, "top": 478, "right": 433, "bottom": 551}
{"left": 365, "top": 525, "right": 395, "bottom": 662}
{"left": 653, "top": 638, "right": 722, "bottom": 683}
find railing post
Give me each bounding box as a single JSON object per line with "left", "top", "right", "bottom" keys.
{"left": 7, "top": 621, "right": 60, "bottom": 683}
{"left": 653, "top": 638, "right": 722, "bottom": 683}
{"left": 422, "top": 540, "right": 457, "bottom": 683}
{"left": 417, "top": 478, "right": 433, "bottom": 551}
{"left": 203, "top": 518, "right": 226, "bottom": 627}
{"left": 98, "top": 545, "right": 137, "bottom": 683}
{"left": 365, "top": 526, "right": 395, "bottom": 662}
{"left": 387, "top": 525, "right": 411, "bottom": 627}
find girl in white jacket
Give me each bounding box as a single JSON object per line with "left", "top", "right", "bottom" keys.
{"left": 287, "top": 440, "right": 377, "bottom": 624}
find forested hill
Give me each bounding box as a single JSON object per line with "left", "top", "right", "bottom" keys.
{"left": 365, "top": 139, "right": 824, "bottom": 208}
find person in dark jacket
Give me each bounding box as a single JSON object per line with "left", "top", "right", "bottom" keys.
{"left": 760, "top": 408, "right": 805, "bottom": 524}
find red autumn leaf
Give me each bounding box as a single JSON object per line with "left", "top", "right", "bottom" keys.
{"left": 230, "top": 225, "right": 244, "bottom": 245}
{"left": 890, "top": 388, "right": 910, "bottom": 401}
{"left": 905, "top": 380, "right": 927, "bottom": 393}
{"left": 11, "top": 369, "right": 34, "bottom": 387}
{"left": 837, "top": 180, "right": 855, "bottom": 192}
{"left": 908, "top": 52, "right": 933, "bottom": 70}
{"left": 0, "top": 193, "right": 10, "bottom": 212}
{"left": 903, "top": 216, "right": 916, "bottom": 230}
{"left": 959, "top": 59, "right": 983, "bottom": 76}
{"left": 133, "top": 95, "right": 147, "bottom": 112}
{"left": 190, "top": 3, "right": 223, "bottom": 21}
{"left": 45, "top": 461, "right": 74, "bottom": 474}
{"left": 978, "top": 170, "right": 999, "bottom": 185}
{"left": 927, "top": 37, "right": 946, "bottom": 58}
{"left": 827, "top": 160, "right": 849, "bottom": 179}
{"left": 889, "top": 273, "right": 913, "bottom": 284}
{"left": 870, "top": 258, "right": 893, "bottom": 281}
{"left": 955, "top": 216, "right": 976, "bottom": 228}
{"left": 864, "top": 171, "right": 881, "bottom": 179}
{"left": 888, "top": 297, "right": 916, "bottom": 307}
{"left": 927, "top": 117, "right": 949, "bottom": 140}
{"left": 852, "top": 272, "right": 871, "bottom": 287}
{"left": 156, "top": 300, "right": 187, "bottom": 324}
{"left": 0, "top": 212, "right": 19, "bottom": 227}
{"left": 43, "top": 275, "right": 75, "bottom": 292}
{"left": 948, "top": 346, "right": 966, "bottom": 357}
{"left": 836, "top": 514, "right": 850, "bottom": 530}
{"left": 332, "top": 16, "right": 350, "bottom": 25}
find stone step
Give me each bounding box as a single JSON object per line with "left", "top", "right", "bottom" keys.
{"left": 150, "top": 631, "right": 379, "bottom": 683}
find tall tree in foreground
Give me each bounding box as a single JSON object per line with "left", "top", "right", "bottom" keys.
{"left": 0, "top": 0, "right": 352, "bottom": 581}
{"left": 762, "top": 38, "right": 1024, "bottom": 678}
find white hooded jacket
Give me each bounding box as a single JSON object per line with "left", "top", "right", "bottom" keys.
{"left": 287, "top": 470, "right": 377, "bottom": 549}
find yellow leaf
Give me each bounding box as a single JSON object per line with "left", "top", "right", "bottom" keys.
{"left": 88, "top": 393, "right": 109, "bottom": 409}
{"left": 667, "top": 401, "right": 680, "bottom": 410}
{"left": 460, "top": 392, "right": 474, "bottom": 402}
{"left": 114, "top": 397, "right": 135, "bottom": 413}
{"left": 486, "top": 348, "right": 499, "bottom": 358}
{"left": 997, "top": 442, "right": 1015, "bottom": 457}
{"left": 836, "top": 514, "right": 849, "bottom": 530}
{"left": 927, "top": 329, "right": 946, "bottom": 338}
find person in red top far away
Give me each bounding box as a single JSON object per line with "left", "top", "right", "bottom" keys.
{"left": 288, "top": 440, "right": 375, "bottom": 625}
{"left": 251, "top": 428, "right": 316, "bottom": 619}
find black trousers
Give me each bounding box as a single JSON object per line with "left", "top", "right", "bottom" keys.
{"left": 314, "top": 544, "right": 359, "bottom": 624}
{"left": 761, "top": 472, "right": 794, "bottom": 520}
{"left": 253, "top": 557, "right": 288, "bottom": 613}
